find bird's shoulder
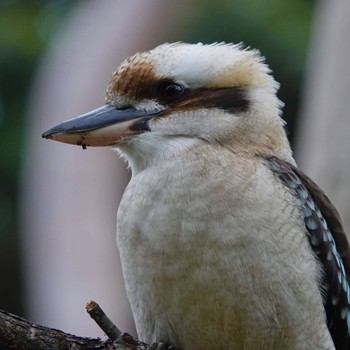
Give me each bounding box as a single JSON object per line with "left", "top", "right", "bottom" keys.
{"left": 265, "top": 156, "right": 350, "bottom": 350}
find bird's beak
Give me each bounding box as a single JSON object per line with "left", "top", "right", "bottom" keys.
{"left": 41, "top": 104, "right": 164, "bottom": 148}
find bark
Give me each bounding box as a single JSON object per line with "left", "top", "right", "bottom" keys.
{"left": 0, "top": 302, "right": 147, "bottom": 350}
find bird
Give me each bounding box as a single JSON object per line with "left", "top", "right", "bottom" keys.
{"left": 42, "top": 42, "right": 350, "bottom": 350}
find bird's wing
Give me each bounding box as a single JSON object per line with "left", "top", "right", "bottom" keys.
{"left": 266, "top": 156, "right": 350, "bottom": 350}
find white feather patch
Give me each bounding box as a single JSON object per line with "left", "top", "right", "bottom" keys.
{"left": 115, "top": 133, "right": 199, "bottom": 175}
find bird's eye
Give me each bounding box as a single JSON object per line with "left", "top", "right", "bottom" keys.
{"left": 160, "top": 83, "right": 185, "bottom": 102}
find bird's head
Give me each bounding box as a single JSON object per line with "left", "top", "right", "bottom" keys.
{"left": 42, "top": 42, "right": 292, "bottom": 173}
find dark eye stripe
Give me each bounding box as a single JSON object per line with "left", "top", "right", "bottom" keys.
{"left": 195, "top": 87, "right": 249, "bottom": 113}
{"left": 161, "top": 87, "right": 249, "bottom": 114}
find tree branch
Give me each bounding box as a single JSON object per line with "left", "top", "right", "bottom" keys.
{"left": 0, "top": 301, "right": 148, "bottom": 350}
{"left": 86, "top": 300, "right": 122, "bottom": 341}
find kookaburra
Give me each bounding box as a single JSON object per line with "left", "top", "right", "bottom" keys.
{"left": 42, "top": 43, "right": 350, "bottom": 350}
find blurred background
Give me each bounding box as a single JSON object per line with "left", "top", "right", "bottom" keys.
{"left": 1, "top": 0, "right": 349, "bottom": 339}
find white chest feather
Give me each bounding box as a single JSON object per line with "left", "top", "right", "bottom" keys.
{"left": 117, "top": 144, "right": 333, "bottom": 350}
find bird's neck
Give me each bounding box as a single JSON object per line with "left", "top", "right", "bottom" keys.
{"left": 115, "top": 133, "right": 201, "bottom": 175}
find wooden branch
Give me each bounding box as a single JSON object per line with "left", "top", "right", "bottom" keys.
{"left": 86, "top": 300, "right": 122, "bottom": 340}
{"left": 0, "top": 302, "right": 148, "bottom": 350}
